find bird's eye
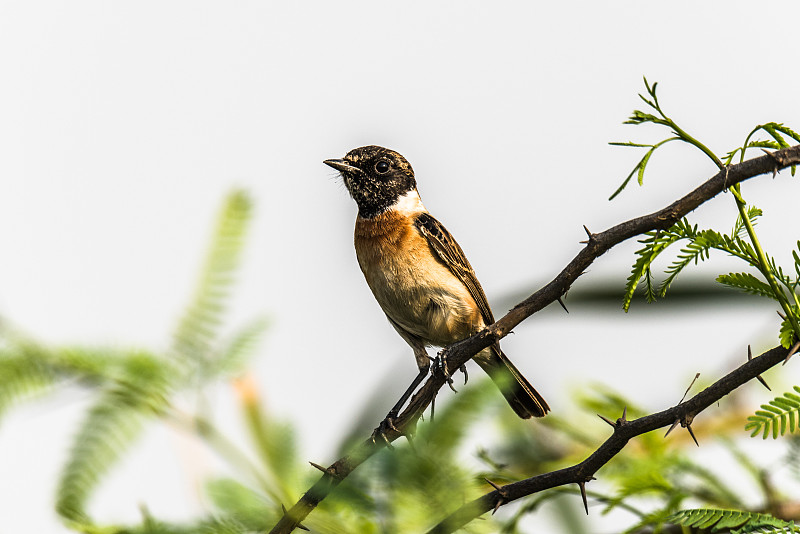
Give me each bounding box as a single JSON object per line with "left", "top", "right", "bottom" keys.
{"left": 375, "top": 160, "right": 390, "bottom": 174}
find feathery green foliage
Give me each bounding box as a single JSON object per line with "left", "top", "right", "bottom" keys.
{"left": 724, "top": 122, "right": 800, "bottom": 176}
{"left": 3, "top": 79, "right": 800, "bottom": 533}
{"left": 744, "top": 386, "right": 800, "bottom": 439}
{"left": 609, "top": 77, "right": 724, "bottom": 201}
{"left": 0, "top": 349, "right": 57, "bottom": 419}
{"left": 172, "top": 190, "right": 253, "bottom": 376}
{"left": 667, "top": 508, "right": 799, "bottom": 533}
{"left": 621, "top": 211, "right": 772, "bottom": 312}
{"left": 56, "top": 352, "right": 171, "bottom": 526}
{"left": 612, "top": 78, "right": 800, "bottom": 351}
{"left": 52, "top": 191, "right": 258, "bottom": 529}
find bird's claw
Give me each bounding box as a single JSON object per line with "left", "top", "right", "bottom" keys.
{"left": 371, "top": 412, "right": 400, "bottom": 449}
{"left": 433, "top": 352, "right": 458, "bottom": 392}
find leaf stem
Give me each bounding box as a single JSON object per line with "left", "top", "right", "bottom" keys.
{"left": 730, "top": 184, "right": 800, "bottom": 340}
{"left": 167, "top": 408, "right": 274, "bottom": 496}
{"left": 667, "top": 118, "right": 725, "bottom": 170}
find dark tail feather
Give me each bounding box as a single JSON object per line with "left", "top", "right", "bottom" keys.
{"left": 476, "top": 347, "right": 549, "bottom": 419}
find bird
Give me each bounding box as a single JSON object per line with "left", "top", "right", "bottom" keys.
{"left": 324, "top": 145, "right": 549, "bottom": 419}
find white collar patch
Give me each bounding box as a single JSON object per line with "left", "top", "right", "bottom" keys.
{"left": 390, "top": 189, "right": 426, "bottom": 215}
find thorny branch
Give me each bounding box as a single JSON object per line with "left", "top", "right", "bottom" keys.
{"left": 428, "top": 344, "right": 790, "bottom": 533}
{"left": 269, "top": 144, "right": 800, "bottom": 534}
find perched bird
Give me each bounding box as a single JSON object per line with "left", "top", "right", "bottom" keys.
{"left": 324, "top": 145, "right": 549, "bottom": 419}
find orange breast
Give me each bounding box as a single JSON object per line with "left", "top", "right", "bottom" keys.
{"left": 354, "top": 212, "right": 482, "bottom": 346}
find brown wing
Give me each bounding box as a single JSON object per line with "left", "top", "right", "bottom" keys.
{"left": 414, "top": 212, "right": 495, "bottom": 326}
{"left": 415, "top": 212, "right": 550, "bottom": 418}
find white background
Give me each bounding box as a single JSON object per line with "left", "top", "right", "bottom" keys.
{"left": 1, "top": 2, "right": 799, "bottom": 532}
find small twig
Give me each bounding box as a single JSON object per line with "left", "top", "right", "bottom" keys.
{"left": 680, "top": 373, "right": 701, "bottom": 403}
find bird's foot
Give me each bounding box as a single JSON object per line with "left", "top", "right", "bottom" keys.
{"left": 371, "top": 411, "right": 400, "bottom": 449}
{"left": 434, "top": 351, "right": 460, "bottom": 392}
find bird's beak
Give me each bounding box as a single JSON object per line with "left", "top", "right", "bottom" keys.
{"left": 323, "top": 158, "right": 359, "bottom": 174}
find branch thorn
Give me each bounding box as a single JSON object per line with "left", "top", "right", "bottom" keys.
{"left": 685, "top": 420, "right": 699, "bottom": 447}
{"left": 485, "top": 477, "right": 508, "bottom": 514}
{"left": 621, "top": 406, "right": 628, "bottom": 423}
{"left": 664, "top": 419, "right": 680, "bottom": 438}
{"left": 484, "top": 478, "right": 504, "bottom": 492}
{"left": 783, "top": 340, "right": 800, "bottom": 366}
{"left": 485, "top": 476, "right": 510, "bottom": 514}
{"left": 748, "top": 345, "right": 771, "bottom": 390}
{"left": 597, "top": 414, "right": 616, "bottom": 428}
{"left": 309, "top": 461, "right": 327, "bottom": 474}
{"left": 579, "top": 225, "right": 594, "bottom": 244}
{"left": 756, "top": 374, "right": 772, "bottom": 391}
{"left": 761, "top": 148, "right": 780, "bottom": 177}
{"left": 492, "top": 498, "right": 505, "bottom": 515}
{"left": 577, "top": 481, "right": 589, "bottom": 515}
{"left": 777, "top": 310, "right": 787, "bottom": 320}
{"left": 557, "top": 297, "right": 569, "bottom": 314}
{"left": 280, "top": 504, "right": 310, "bottom": 531}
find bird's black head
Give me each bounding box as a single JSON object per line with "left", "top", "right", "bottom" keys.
{"left": 324, "top": 145, "right": 417, "bottom": 219}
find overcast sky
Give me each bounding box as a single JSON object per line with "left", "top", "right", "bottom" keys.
{"left": 2, "top": 2, "right": 799, "bottom": 532}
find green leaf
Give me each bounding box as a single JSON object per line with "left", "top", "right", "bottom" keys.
{"left": 206, "top": 478, "right": 276, "bottom": 531}
{"left": 608, "top": 141, "right": 655, "bottom": 148}
{"left": 56, "top": 353, "right": 171, "bottom": 526}
{"left": 667, "top": 508, "right": 799, "bottom": 533}
{"left": 744, "top": 386, "right": 800, "bottom": 440}
{"left": 608, "top": 137, "right": 680, "bottom": 200}
{"left": 659, "top": 227, "right": 720, "bottom": 297}
{"left": 637, "top": 146, "right": 655, "bottom": 186}
{"left": 623, "top": 220, "right": 693, "bottom": 311}
{"left": 793, "top": 241, "right": 800, "bottom": 279}
{"left": 206, "top": 317, "right": 269, "bottom": 379}
{"left": 732, "top": 206, "right": 762, "bottom": 240}
{"left": 762, "top": 122, "right": 795, "bottom": 149}
{"left": 737, "top": 122, "right": 800, "bottom": 176}
{"left": 0, "top": 352, "right": 57, "bottom": 422}
{"left": 716, "top": 272, "right": 775, "bottom": 299}
{"left": 623, "top": 233, "right": 671, "bottom": 311}
{"left": 781, "top": 314, "right": 798, "bottom": 349}
{"left": 172, "top": 190, "right": 253, "bottom": 374}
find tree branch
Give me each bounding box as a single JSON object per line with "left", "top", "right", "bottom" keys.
{"left": 428, "top": 343, "right": 790, "bottom": 533}
{"left": 269, "top": 144, "right": 800, "bottom": 533}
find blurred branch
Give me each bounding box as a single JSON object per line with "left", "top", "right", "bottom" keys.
{"left": 269, "top": 144, "right": 800, "bottom": 533}
{"left": 429, "top": 344, "right": 790, "bottom": 533}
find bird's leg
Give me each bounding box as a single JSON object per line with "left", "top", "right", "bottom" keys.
{"left": 373, "top": 349, "right": 431, "bottom": 443}
{"left": 386, "top": 364, "right": 430, "bottom": 421}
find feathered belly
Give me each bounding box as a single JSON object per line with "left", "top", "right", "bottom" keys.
{"left": 354, "top": 213, "right": 482, "bottom": 346}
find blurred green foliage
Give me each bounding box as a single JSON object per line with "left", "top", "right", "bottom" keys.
{"left": 1, "top": 187, "right": 799, "bottom": 533}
